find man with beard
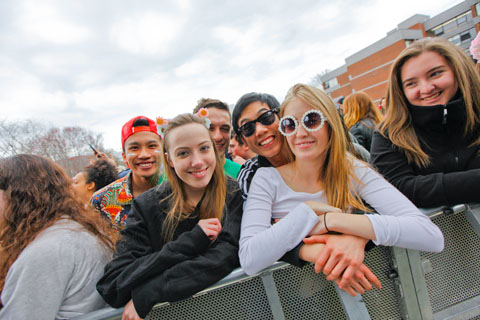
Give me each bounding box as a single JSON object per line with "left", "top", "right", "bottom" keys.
{"left": 90, "top": 116, "right": 164, "bottom": 227}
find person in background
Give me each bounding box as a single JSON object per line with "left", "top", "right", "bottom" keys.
{"left": 90, "top": 116, "right": 164, "bottom": 228}
{"left": 239, "top": 84, "right": 443, "bottom": 294}
{"left": 193, "top": 98, "right": 241, "bottom": 179}
{"left": 228, "top": 131, "right": 256, "bottom": 165}
{"left": 72, "top": 159, "right": 118, "bottom": 207}
{"left": 371, "top": 37, "right": 480, "bottom": 208}
{"left": 379, "top": 97, "right": 387, "bottom": 114}
{"left": 97, "top": 114, "right": 243, "bottom": 319}
{"left": 343, "top": 91, "right": 383, "bottom": 151}
{"left": 0, "top": 154, "right": 117, "bottom": 320}
{"left": 233, "top": 92, "right": 380, "bottom": 296}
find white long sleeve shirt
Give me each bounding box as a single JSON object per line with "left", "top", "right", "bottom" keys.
{"left": 239, "top": 160, "right": 444, "bottom": 275}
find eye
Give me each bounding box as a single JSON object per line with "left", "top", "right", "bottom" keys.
{"left": 176, "top": 151, "right": 188, "bottom": 157}
{"left": 149, "top": 143, "right": 159, "bottom": 149}
{"left": 128, "top": 146, "right": 139, "bottom": 151}
{"left": 403, "top": 81, "right": 416, "bottom": 88}
{"left": 430, "top": 70, "right": 443, "bottom": 77}
{"left": 200, "top": 145, "right": 211, "bottom": 152}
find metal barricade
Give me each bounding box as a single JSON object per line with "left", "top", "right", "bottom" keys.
{"left": 75, "top": 204, "right": 480, "bottom": 320}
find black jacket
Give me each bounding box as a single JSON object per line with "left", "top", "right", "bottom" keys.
{"left": 370, "top": 97, "right": 480, "bottom": 208}
{"left": 350, "top": 118, "right": 375, "bottom": 151}
{"left": 97, "top": 178, "right": 243, "bottom": 318}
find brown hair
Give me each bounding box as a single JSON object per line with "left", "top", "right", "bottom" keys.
{"left": 161, "top": 113, "right": 227, "bottom": 241}
{"left": 378, "top": 37, "right": 480, "bottom": 167}
{"left": 343, "top": 91, "right": 383, "bottom": 129}
{"left": 280, "top": 84, "right": 370, "bottom": 213}
{"left": 0, "top": 154, "right": 117, "bottom": 294}
{"left": 193, "top": 98, "right": 231, "bottom": 118}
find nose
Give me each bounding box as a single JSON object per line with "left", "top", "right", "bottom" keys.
{"left": 255, "top": 122, "right": 268, "bottom": 137}
{"left": 191, "top": 151, "right": 203, "bottom": 168}
{"left": 295, "top": 122, "right": 308, "bottom": 137}
{"left": 211, "top": 128, "right": 223, "bottom": 142}
{"left": 137, "top": 146, "right": 150, "bottom": 159}
{"left": 419, "top": 80, "right": 435, "bottom": 94}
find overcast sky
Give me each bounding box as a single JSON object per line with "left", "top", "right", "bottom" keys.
{"left": 0, "top": 0, "right": 465, "bottom": 151}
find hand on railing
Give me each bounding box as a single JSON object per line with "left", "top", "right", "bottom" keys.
{"left": 122, "top": 299, "right": 142, "bottom": 320}
{"left": 303, "top": 234, "right": 382, "bottom": 296}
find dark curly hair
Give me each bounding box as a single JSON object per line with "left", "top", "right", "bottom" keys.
{"left": 85, "top": 159, "right": 118, "bottom": 191}
{"left": 0, "top": 154, "right": 118, "bottom": 295}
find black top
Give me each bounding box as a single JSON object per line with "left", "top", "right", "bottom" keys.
{"left": 97, "top": 178, "right": 244, "bottom": 318}
{"left": 350, "top": 118, "right": 375, "bottom": 151}
{"left": 370, "top": 96, "right": 480, "bottom": 208}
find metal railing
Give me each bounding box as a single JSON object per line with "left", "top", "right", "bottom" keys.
{"left": 74, "top": 204, "right": 480, "bottom": 320}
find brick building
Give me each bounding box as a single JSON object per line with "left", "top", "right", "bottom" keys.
{"left": 320, "top": 0, "right": 480, "bottom": 105}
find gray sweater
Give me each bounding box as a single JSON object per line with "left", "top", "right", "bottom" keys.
{"left": 0, "top": 219, "right": 112, "bottom": 320}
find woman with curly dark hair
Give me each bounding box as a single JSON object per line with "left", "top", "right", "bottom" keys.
{"left": 0, "top": 154, "right": 118, "bottom": 319}
{"left": 72, "top": 159, "right": 118, "bottom": 206}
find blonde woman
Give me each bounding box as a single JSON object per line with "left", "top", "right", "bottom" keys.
{"left": 97, "top": 114, "right": 243, "bottom": 319}
{"left": 343, "top": 91, "right": 382, "bottom": 151}
{"left": 239, "top": 84, "right": 443, "bottom": 295}
{"left": 371, "top": 37, "right": 480, "bottom": 208}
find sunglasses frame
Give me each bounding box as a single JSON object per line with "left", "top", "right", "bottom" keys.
{"left": 278, "top": 109, "right": 326, "bottom": 137}
{"left": 237, "top": 108, "right": 279, "bottom": 137}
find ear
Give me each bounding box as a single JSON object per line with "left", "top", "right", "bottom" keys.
{"left": 86, "top": 181, "right": 96, "bottom": 192}
{"left": 165, "top": 152, "right": 174, "bottom": 168}
{"left": 122, "top": 152, "right": 130, "bottom": 169}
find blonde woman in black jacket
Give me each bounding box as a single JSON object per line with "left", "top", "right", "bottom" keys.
{"left": 371, "top": 38, "right": 480, "bottom": 208}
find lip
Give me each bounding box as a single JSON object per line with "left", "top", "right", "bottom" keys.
{"left": 421, "top": 91, "right": 443, "bottom": 104}
{"left": 189, "top": 168, "right": 208, "bottom": 178}
{"left": 295, "top": 141, "right": 315, "bottom": 149}
{"left": 258, "top": 135, "right": 275, "bottom": 148}
{"left": 136, "top": 161, "right": 155, "bottom": 169}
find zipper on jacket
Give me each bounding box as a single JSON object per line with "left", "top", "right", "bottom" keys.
{"left": 442, "top": 106, "right": 448, "bottom": 125}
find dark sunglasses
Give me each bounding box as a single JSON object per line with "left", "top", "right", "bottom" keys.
{"left": 279, "top": 109, "right": 326, "bottom": 136}
{"left": 237, "top": 109, "right": 278, "bottom": 137}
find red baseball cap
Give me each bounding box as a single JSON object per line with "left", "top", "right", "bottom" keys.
{"left": 121, "top": 116, "right": 158, "bottom": 147}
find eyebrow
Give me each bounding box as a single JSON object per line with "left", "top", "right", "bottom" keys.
{"left": 240, "top": 108, "right": 270, "bottom": 125}
{"left": 172, "top": 140, "right": 210, "bottom": 152}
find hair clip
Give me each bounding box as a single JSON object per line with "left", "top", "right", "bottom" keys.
{"left": 196, "top": 108, "right": 211, "bottom": 129}
{"left": 156, "top": 117, "right": 169, "bottom": 139}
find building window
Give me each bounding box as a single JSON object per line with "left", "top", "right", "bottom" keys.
{"left": 476, "top": 3, "right": 480, "bottom": 16}
{"left": 430, "top": 10, "right": 472, "bottom": 35}
{"left": 449, "top": 34, "right": 461, "bottom": 45}
{"left": 323, "top": 77, "right": 338, "bottom": 90}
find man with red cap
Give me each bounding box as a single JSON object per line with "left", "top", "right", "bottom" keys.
{"left": 90, "top": 116, "right": 164, "bottom": 227}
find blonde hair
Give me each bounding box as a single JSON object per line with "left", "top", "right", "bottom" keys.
{"left": 378, "top": 37, "right": 480, "bottom": 167}
{"left": 280, "top": 84, "right": 370, "bottom": 213}
{"left": 161, "top": 113, "right": 226, "bottom": 241}
{"left": 343, "top": 91, "right": 383, "bottom": 129}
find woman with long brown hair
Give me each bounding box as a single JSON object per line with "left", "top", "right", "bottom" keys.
{"left": 371, "top": 37, "right": 480, "bottom": 208}
{"left": 343, "top": 91, "right": 383, "bottom": 151}
{"left": 239, "top": 84, "right": 443, "bottom": 294}
{"left": 97, "top": 113, "right": 243, "bottom": 320}
{"left": 0, "top": 154, "right": 117, "bottom": 319}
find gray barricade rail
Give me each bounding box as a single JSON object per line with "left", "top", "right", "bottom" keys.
{"left": 74, "top": 204, "right": 480, "bottom": 320}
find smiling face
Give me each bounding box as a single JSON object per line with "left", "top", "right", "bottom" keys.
{"left": 206, "top": 107, "right": 231, "bottom": 156}
{"left": 400, "top": 50, "right": 458, "bottom": 107}
{"left": 166, "top": 123, "right": 216, "bottom": 197}
{"left": 238, "top": 101, "right": 284, "bottom": 163}
{"left": 122, "top": 131, "right": 162, "bottom": 181}
{"left": 282, "top": 98, "right": 329, "bottom": 162}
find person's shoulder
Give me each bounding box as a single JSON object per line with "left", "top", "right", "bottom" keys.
{"left": 91, "top": 175, "right": 129, "bottom": 204}
{"left": 239, "top": 156, "right": 260, "bottom": 176}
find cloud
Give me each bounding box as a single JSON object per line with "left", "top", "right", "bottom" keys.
{"left": 17, "top": 0, "right": 92, "bottom": 44}
{"left": 110, "top": 12, "right": 186, "bottom": 55}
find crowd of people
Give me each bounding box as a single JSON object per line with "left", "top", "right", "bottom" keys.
{"left": 0, "top": 37, "right": 479, "bottom": 319}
